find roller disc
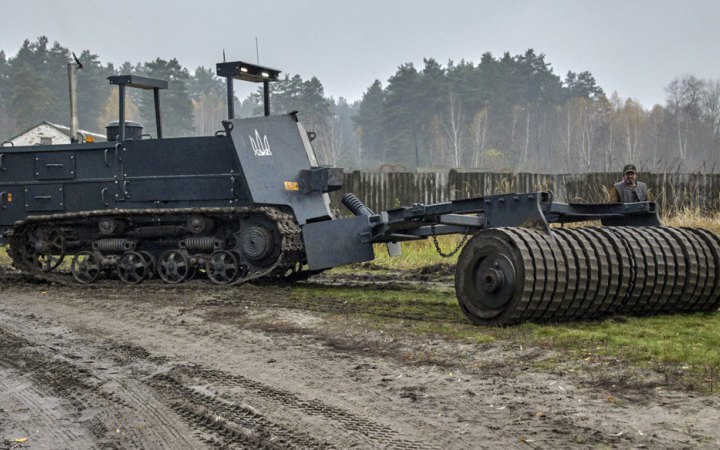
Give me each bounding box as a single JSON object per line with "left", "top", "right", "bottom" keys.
{"left": 684, "top": 228, "right": 720, "bottom": 311}
{"left": 554, "top": 229, "right": 599, "bottom": 319}
{"left": 582, "top": 228, "right": 622, "bottom": 315}
{"left": 662, "top": 228, "right": 701, "bottom": 312}
{"left": 676, "top": 228, "right": 715, "bottom": 311}
{"left": 647, "top": 228, "right": 683, "bottom": 313}
{"left": 570, "top": 228, "right": 610, "bottom": 319}
{"left": 454, "top": 229, "right": 535, "bottom": 325}
{"left": 596, "top": 228, "right": 633, "bottom": 314}
{"left": 638, "top": 229, "right": 671, "bottom": 314}
{"left": 533, "top": 230, "right": 566, "bottom": 320}
{"left": 550, "top": 229, "right": 584, "bottom": 321}
{"left": 610, "top": 227, "right": 652, "bottom": 314}
{"left": 503, "top": 229, "right": 547, "bottom": 321}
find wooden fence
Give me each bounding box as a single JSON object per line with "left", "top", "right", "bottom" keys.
{"left": 329, "top": 171, "right": 720, "bottom": 214}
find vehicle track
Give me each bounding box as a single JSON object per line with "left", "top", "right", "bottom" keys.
{"left": 167, "top": 365, "right": 441, "bottom": 450}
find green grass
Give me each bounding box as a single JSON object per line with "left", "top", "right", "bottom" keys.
{"left": 525, "top": 313, "right": 720, "bottom": 390}
{"left": 291, "top": 283, "right": 496, "bottom": 345}
{"left": 371, "top": 235, "right": 464, "bottom": 269}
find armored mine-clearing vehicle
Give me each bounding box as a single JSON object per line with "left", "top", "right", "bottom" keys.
{"left": 1, "top": 60, "right": 719, "bottom": 325}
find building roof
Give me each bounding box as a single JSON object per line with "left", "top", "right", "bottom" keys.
{"left": 7, "top": 121, "right": 106, "bottom": 143}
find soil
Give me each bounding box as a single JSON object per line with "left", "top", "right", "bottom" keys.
{"left": 0, "top": 265, "right": 718, "bottom": 449}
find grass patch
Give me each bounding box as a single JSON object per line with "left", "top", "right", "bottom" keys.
{"left": 291, "top": 283, "right": 496, "bottom": 345}
{"left": 526, "top": 313, "right": 720, "bottom": 391}
{"left": 664, "top": 209, "right": 720, "bottom": 233}
{"left": 0, "top": 246, "right": 9, "bottom": 265}
{"left": 371, "top": 235, "right": 464, "bottom": 270}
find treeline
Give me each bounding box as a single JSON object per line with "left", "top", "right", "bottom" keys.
{"left": 1, "top": 37, "right": 718, "bottom": 174}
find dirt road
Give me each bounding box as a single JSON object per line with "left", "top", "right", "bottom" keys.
{"left": 0, "top": 268, "right": 718, "bottom": 449}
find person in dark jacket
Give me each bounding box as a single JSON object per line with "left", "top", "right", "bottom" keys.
{"left": 609, "top": 164, "right": 652, "bottom": 202}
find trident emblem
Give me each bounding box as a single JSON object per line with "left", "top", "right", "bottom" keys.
{"left": 249, "top": 129, "right": 272, "bottom": 156}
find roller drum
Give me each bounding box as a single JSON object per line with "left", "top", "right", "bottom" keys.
{"left": 455, "top": 225, "right": 720, "bottom": 325}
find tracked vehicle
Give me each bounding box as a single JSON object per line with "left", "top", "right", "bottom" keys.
{"left": 1, "top": 60, "right": 719, "bottom": 325}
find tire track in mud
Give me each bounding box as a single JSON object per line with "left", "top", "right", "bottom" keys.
{"left": 150, "top": 373, "right": 332, "bottom": 449}
{"left": 0, "top": 367, "right": 88, "bottom": 445}
{"left": 166, "top": 365, "right": 442, "bottom": 450}
{"left": 0, "top": 312, "right": 443, "bottom": 449}
{"left": 0, "top": 323, "right": 198, "bottom": 449}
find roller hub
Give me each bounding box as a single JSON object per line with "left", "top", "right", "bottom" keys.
{"left": 473, "top": 255, "right": 515, "bottom": 308}
{"left": 455, "top": 229, "right": 530, "bottom": 324}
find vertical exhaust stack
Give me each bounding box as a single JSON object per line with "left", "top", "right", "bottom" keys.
{"left": 67, "top": 53, "right": 83, "bottom": 143}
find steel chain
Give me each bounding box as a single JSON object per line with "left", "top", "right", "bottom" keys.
{"left": 430, "top": 225, "right": 471, "bottom": 258}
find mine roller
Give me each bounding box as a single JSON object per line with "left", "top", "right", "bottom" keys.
{"left": 0, "top": 60, "right": 719, "bottom": 325}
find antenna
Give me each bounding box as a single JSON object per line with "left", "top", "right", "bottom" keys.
{"left": 222, "top": 49, "right": 226, "bottom": 62}
{"left": 255, "top": 37, "right": 260, "bottom": 64}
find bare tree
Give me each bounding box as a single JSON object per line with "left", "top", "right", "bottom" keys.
{"left": 314, "top": 115, "right": 350, "bottom": 167}
{"left": 702, "top": 80, "right": 720, "bottom": 152}
{"left": 441, "top": 92, "right": 465, "bottom": 167}
{"left": 666, "top": 75, "right": 705, "bottom": 162}
{"left": 192, "top": 90, "right": 225, "bottom": 136}
{"left": 470, "top": 107, "right": 489, "bottom": 168}
{"left": 622, "top": 99, "right": 646, "bottom": 164}
{"left": 646, "top": 105, "right": 665, "bottom": 171}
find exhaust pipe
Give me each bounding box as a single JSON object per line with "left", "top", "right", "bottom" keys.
{"left": 67, "top": 53, "right": 82, "bottom": 143}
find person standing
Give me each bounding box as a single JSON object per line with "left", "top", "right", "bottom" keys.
{"left": 610, "top": 164, "right": 652, "bottom": 202}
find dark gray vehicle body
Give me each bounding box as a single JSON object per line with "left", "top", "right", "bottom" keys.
{"left": 0, "top": 113, "right": 338, "bottom": 246}
{"left": 0, "top": 58, "right": 662, "bottom": 275}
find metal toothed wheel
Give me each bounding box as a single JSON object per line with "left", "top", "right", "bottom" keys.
{"left": 71, "top": 251, "right": 102, "bottom": 284}
{"left": 117, "top": 251, "right": 148, "bottom": 285}
{"left": 455, "top": 229, "right": 533, "bottom": 325}
{"left": 206, "top": 250, "right": 240, "bottom": 285}
{"left": 158, "top": 250, "right": 191, "bottom": 284}
{"left": 22, "top": 227, "right": 66, "bottom": 272}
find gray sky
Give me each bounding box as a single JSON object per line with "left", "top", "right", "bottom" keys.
{"left": 1, "top": 0, "right": 718, "bottom": 107}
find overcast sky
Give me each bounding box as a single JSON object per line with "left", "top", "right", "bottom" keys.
{"left": 1, "top": 0, "right": 718, "bottom": 107}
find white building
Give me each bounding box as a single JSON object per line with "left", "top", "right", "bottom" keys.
{"left": 5, "top": 121, "right": 106, "bottom": 146}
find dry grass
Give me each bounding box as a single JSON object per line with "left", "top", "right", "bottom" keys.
{"left": 663, "top": 209, "right": 720, "bottom": 234}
